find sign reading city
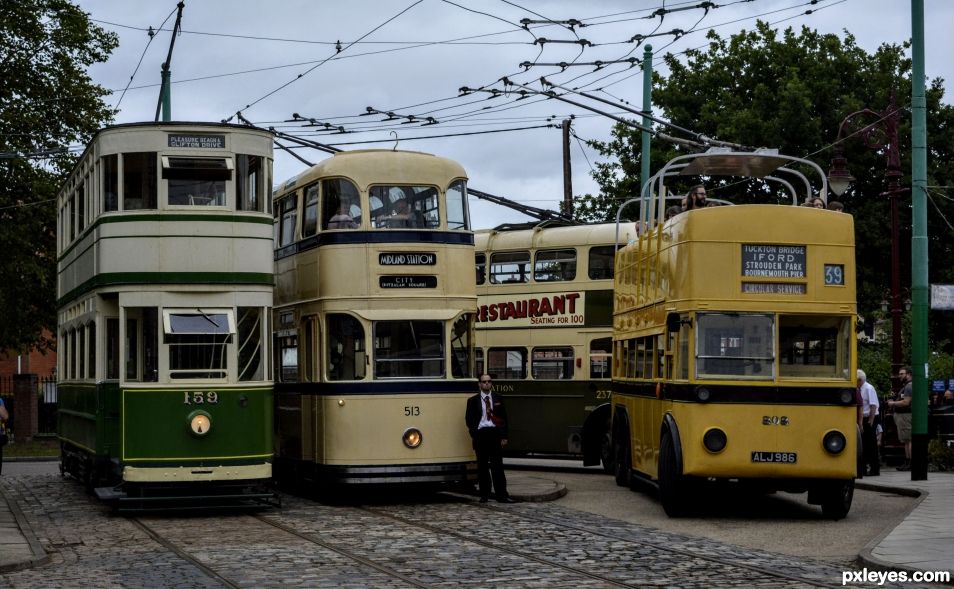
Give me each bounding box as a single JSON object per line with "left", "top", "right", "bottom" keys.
{"left": 379, "top": 275, "right": 437, "bottom": 289}
{"left": 379, "top": 252, "right": 436, "bottom": 266}
{"left": 167, "top": 134, "right": 226, "bottom": 149}
{"left": 477, "top": 292, "right": 585, "bottom": 327}
{"left": 741, "top": 244, "right": 806, "bottom": 278}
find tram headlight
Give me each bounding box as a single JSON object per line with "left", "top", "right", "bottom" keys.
{"left": 187, "top": 411, "right": 212, "bottom": 437}
{"left": 702, "top": 428, "right": 727, "bottom": 453}
{"left": 402, "top": 428, "right": 423, "bottom": 449}
{"left": 823, "top": 430, "right": 847, "bottom": 454}
{"left": 838, "top": 389, "right": 855, "bottom": 405}
{"left": 695, "top": 387, "right": 712, "bottom": 403}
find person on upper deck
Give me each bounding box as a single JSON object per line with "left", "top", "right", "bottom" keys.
{"left": 685, "top": 185, "right": 707, "bottom": 210}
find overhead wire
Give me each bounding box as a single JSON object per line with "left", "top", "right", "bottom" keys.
{"left": 113, "top": 6, "right": 178, "bottom": 111}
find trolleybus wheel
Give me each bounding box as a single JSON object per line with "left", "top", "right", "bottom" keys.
{"left": 820, "top": 479, "right": 854, "bottom": 520}
{"left": 658, "top": 429, "right": 689, "bottom": 517}
{"left": 613, "top": 427, "right": 631, "bottom": 487}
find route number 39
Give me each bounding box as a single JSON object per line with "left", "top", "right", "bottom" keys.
{"left": 183, "top": 391, "right": 219, "bottom": 405}
{"left": 824, "top": 264, "right": 844, "bottom": 286}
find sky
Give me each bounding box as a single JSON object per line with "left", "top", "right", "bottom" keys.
{"left": 75, "top": 0, "right": 953, "bottom": 229}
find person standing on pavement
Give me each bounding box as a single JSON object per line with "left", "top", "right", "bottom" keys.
{"left": 465, "top": 374, "right": 515, "bottom": 503}
{"left": 0, "top": 396, "right": 9, "bottom": 476}
{"left": 857, "top": 369, "right": 880, "bottom": 476}
{"left": 887, "top": 366, "right": 913, "bottom": 471}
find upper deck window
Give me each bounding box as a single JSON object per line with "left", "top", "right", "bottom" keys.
{"left": 534, "top": 249, "right": 577, "bottom": 282}
{"left": 321, "top": 178, "right": 361, "bottom": 230}
{"left": 370, "top": 185, "right": 438, "bottom": 229}
{"left": 102, "top": 154, "right": 118, "bottom": 212}
{"left": 490, "top": 251, "right": 530, "bottom": 284}
{"left": 163, "top": 156, "right": 231, "bottom": 206}
{"left": 236, "top": 154, "right": 265, "bottom": 212}
{"left": 446, "top": 180, "right": 469, "bottom": 230}
{"left": 475, "top": 253, "right": 486, "bottom": 285}
{"left": 275, "top": 194, "right": 298, "bottom": 247}
{"left": 588, "top": 246, "right": 615, "bottom": 280}
{"left": 123, "top": 152, "right": 157, "bottom": 210}
{"left": 696, "top": 312, "right": 774, "bottom": 380}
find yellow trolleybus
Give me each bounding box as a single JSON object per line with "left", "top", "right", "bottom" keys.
{"left": 272, "top": 149, "right": 477, "bottom": 487}
{"left": 611, "top": 149, "right": 858, "bottom": 518}
{"left": 475, "top": 222, "right": 636, "bottom": 468}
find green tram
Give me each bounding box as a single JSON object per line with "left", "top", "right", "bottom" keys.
{"left": 56, "top": 122, "right": 277, "bottom": 510}
{"left": 475, "top": 222, "right": 637, "bottom": 469}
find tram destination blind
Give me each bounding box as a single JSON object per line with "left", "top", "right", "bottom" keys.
{"left": 741, "top": 244, "right": 806, "bottom": 279}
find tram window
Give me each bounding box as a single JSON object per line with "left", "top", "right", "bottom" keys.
{"left": 588, "top": 246, "right": 615, "bottom": 280}
{"left": 490, "top": 251, "right": 530, "bottom": 284}
{"left": 278, "top": 335, "right": 298, "bottom": 382}
{"left": 163, "top": 157, "right": 230, "bottom": 206}
{"left": 696, "top": 313, "right": 774, "bottom": 380}
{"left": 475, "top": 347, "right": 485, "bottom": 377}
{"left": 487, "top": 348, "right": 527, "bottom": 380}
{"left": 327, "top": 314, "right": 366, "bottom": 381}
{"left": 78, "top": 325, "right": 85, "bottom": 380}
{"left": 535, "top": 249, "right": 577, "bottom": 282}
{"left": 237, "top": 307, "right": 264, "bottom": 381}
{"left": 302, "top": 184, "right": 319, "bottom": 237}
{"left": 106, "top": 318, "right": 119, "bottom": 380}
{"left": 532, "top": 347, "right": 574, "bottom": 380}
{"left": 301, "top": 315, "right": 318, "bottom": 382}
{"left": 475, "top": 253, "right": 486, "bottom": 285}
{"left": 276, "top": 195, "right": 298, "bottom": 247}
{"left": 676, "top": 320, "right": 690, "bottom": 380}
{"left": 451, "top": 314, "right": 474, "bottom": 378}
{"left": 778, "top": 316, "right": 850, "bottom": 379}
{"left": 322, "top": 178, "right": 361, "bottom": 230}
{"left": 69, "top": 328, "right": 77, "bottom": 379}
{"left": 236, "top": 154, "right": 264, "bottom": 212}
{"left": 87, "top": 321, "right": 95, "bottom": 379}
{"left": 123, "top": 152, "right": 157, "bottom": 210}
{"left": 446, "top": 180, "right": 469, "bottom": 230}
{"left": 370, "top": 185, "right": 433, "bottom": 229}
{"left": 374, "top": 320, "right": 444, "bottom": 378}
{"left": 103, "top": 154, "right": 118, "bottom": 212}
{"left": 590, "top": 337, "right": 612, "bottom": 379}
{"left": 163, "top": 309, "right": 232, "bottom": 380}
{"left": 76, "top": 183, "right": 85, "bottom": 233}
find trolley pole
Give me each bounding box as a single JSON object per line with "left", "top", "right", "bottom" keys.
{"left": 640, "top": 45, "right": 653, "bottom": 227}
{"left": 909, "top": 0, "right": 929, "bottom": 481}
{"left": 562, "top": 119, "right": 572, "bottom": 218}
{"left": 155, "top": 2, "right": 185, "bottom": 122}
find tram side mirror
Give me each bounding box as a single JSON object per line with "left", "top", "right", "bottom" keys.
{"left": 667, "top": 314, "right": 690, "bottom": 332}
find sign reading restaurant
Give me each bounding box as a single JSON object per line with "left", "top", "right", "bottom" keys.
{"left": 741, "top": 244, "right": 806, "bottom": 279}
{"left": 477, "top": 292, "right": 585, "bottom": 327}
{"left": 167, "top": 134, "right": 226, "bottom": 149}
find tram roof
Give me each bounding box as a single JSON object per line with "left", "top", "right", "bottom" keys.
{"left": 475, "top": 222, "right": 638, "bottom": 251}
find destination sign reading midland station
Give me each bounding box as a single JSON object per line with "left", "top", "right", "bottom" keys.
{"left": 379, "top": 252, "right": 436, "bottom": 266}
{"left": 741, "top": 244, "right": 806, "bottom": 278}
{"left": 167, "top": 134, "right": 226, "bottom": 148}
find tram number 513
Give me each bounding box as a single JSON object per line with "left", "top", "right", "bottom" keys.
{"left": 404, "top": 406, "right": 420, "bottom": 416}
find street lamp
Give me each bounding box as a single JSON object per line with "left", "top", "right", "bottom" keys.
{"left": 828, "top": 95, "right": 909, "bottom": 394}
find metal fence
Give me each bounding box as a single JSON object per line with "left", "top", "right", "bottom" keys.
{"left": 0, "top": 375, "right": 58, "bottom": 436}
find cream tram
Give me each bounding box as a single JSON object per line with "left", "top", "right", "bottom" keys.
{"left": 612, "top": 149, "right": 858, "bottom": 518}
{"left": 475, "top": 222, "right": 636, "bottom": 468}
{"left": 56, "top": 122, "right": 276, "bottom": 510}
{"left": 272, "top": 149, "right": 477, "bottom": 487}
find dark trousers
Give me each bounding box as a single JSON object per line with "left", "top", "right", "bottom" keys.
{"left": 862, "top": 419, "right": 880, "bottom": 475}
{"left": 474, "top": 427, "right": 507, "bottom": 499}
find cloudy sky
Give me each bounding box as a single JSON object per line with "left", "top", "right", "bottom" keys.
{"left": 76, "top": 0, "right": 952, "bottom": 228}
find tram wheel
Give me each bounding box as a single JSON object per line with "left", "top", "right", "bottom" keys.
{"left": 658, "top": 429, "right": 689, "bottom": 517}
{"left": 820, "top": 479, "right": 854, "bottom": 520}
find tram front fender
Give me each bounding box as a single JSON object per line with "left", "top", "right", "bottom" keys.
{"left": 661, "top": 413, "right": 684, "bottom": 475}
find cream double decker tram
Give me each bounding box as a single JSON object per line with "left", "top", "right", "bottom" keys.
{"left": 272, "top": 149, "right": 477, "bottom": 487}
{"left": 611, "top": 149, "right": 858, "bottom": 519}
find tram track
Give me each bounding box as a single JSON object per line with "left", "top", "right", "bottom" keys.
{"left": 130, "top": 518, "right": 245, "bottom": 589}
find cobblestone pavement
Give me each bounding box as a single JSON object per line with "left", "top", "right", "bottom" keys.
{"left": 0, "top": 474, "right": 930, "bottom": 589}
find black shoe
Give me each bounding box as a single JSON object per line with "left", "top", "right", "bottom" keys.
{"left": 497, "top": 497, "right": 516, "bottom": 504}
{"left": 479, "top": 497, "right": 489, "bottom": 503}
{"left": 896, "top": 464, "right": 911, "bottom": 471}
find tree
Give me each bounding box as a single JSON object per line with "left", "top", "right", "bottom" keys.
{"left": 0, "top": 0, "right": 117, "bottom": 353}
{"left": 578, "top": 22, "right": 954, "bottom": 329}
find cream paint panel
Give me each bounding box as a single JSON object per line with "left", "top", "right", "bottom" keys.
{"left": 318, "top": 394, "right": 475, "bottom": 464}
{"left": 98, "top": 235, "right": 272, "bottom": 275}
{"left": 123, "top": 463, "right": 271, "bottom": 483}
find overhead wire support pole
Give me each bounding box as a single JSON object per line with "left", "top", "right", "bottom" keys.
{"left": 562, "top": 119, "right": 572, "bottom": 218}
{"left": 155, "top": 1, "right": 185, "bottom": 122}
{"left": 640, "top": 45, "right": 653, "bottom": 229}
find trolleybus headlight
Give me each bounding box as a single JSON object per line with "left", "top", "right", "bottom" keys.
{"left": 187, "top": 411, "right": 212, "bottom": 437}
{"left": 823, "top": 431, "right": 847, "bottom": 454}
{"left": 838, "top": 389, "right": 855, "bottom": 405}
{"left": 695, "top": 387, "right": 712, "bottom": 402}
{"left": 703, "top": 428, "right": 727, "bottom": 453}
{"left": 402, "top": 428, "right": 423, "bottom": 449}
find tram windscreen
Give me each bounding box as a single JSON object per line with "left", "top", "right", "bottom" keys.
{"left": 695, "top": 313, "right": 775, "bottom": 379}
{"left": 778, "top": 316, "right": 851, "bottom": 379}
{"left": 374, "top": 320, "right": 444, "bottom": 378}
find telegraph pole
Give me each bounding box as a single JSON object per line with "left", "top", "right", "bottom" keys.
{"left": 562, "top": 119, "right": 572, "bottom": 218}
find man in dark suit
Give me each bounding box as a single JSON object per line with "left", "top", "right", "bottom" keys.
{"left": 465, "top": 374, "right": 514, "bottom": 503}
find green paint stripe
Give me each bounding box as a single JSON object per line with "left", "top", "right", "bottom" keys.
{"left": 58, "top": 272, "right": 273, "bottom": 307}
{"left": 59, "top": 212, "right": 272, "bottom": 259}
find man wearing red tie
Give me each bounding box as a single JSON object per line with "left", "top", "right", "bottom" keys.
{"left": 465, "top": 374, "right": 515, "bottom": 503}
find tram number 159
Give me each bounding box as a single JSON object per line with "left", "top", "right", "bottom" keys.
{"left": 184, "top": 391, "right": 219, "bottom": 405}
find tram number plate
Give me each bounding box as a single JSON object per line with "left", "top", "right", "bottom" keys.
{"left": 751, "top": 451, "right": 797, "bottom": 464}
